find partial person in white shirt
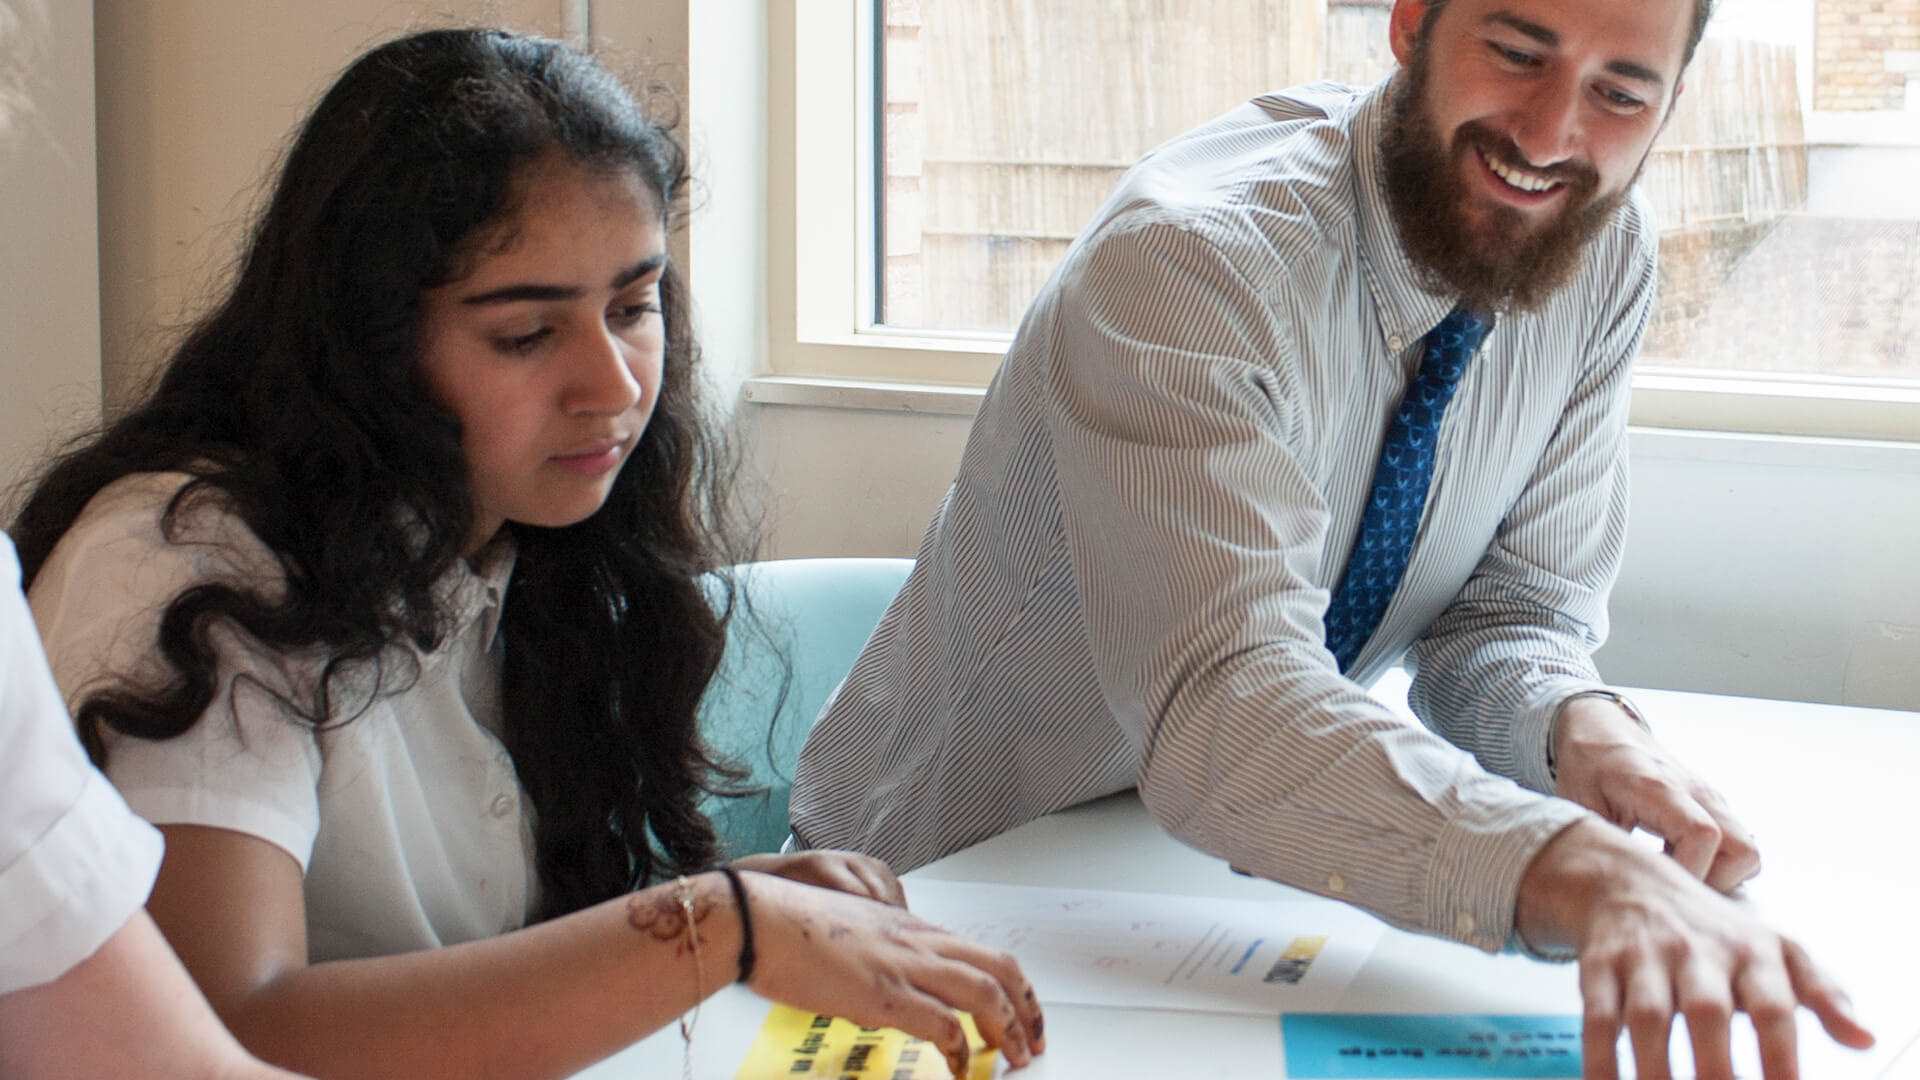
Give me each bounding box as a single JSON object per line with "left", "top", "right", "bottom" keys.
{"left": 792, "top": 1, "right": 1874, "bottom": 1077}
{"left": 1, "top": 1, "right": 298, "bottom": 1073}
{"left": 12, "top": 28, "right": 1042, "bottom": 1080}
{"left": 1, "top": 534, "right": 302, "bottom": 1079}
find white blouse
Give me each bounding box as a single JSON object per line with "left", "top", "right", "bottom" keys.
{"left": 1, "top": 534, "right": 164, "bottom": 993}
{"left": 28, "top": 474, "right": 539, "bottom": 962}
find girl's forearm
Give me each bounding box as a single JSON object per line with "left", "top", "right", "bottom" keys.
{"left": 220, "top": 873, "right": 744, "bottom": 1080}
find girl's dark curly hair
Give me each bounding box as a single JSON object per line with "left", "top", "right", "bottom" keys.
{"left": 9, "top": 27, "right": 752, "bottom": 920}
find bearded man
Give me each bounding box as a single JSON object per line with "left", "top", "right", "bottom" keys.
{"left": 792, "top": 1, "right": 1876, "bottom": 1075}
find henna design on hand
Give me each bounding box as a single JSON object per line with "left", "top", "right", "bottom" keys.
{"left": 626, "top": 886, "right": 715, "bottom": 943}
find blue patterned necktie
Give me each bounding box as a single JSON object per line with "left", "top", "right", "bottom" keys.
{"left": 1323, "top": 306, "right": 1492, "bottom": 673}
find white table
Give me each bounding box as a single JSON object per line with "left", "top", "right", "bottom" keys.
{"left": 578, "top": 687, "right": 1920, "bottom": 1078}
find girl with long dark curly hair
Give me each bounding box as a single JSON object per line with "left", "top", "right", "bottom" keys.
{"left": 12, "top": 27, "right": 1041, "bottom": 1079}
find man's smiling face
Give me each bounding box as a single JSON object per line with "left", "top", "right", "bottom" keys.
{"left": 1380, "top": 0, "right": 1692, "bottom": 313}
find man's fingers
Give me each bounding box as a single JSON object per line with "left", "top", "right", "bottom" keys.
{"left": 1630, "top": 777, "right": 1721, "bottom": 881}
{"left": 1623, "top": 959, "right": 1678, "bottom": 1080}
{"left": 1677, "top": 958, "right": 1737, "bottom": 1080}
{"left": 1704, "top": 835, "right": 1761, "bottom": 892}
{"left": 1660, "top": 813, "right": 1721, "bottom": 882}
{"left": 1734, "top": 959, "right": 1801, "bottom": 1080}
{"left": 1580, "top": 961, "right": 1625, "bottom": 1080}
{"left": 1782, "top": 939, "right": 1875, "bottom": 1049}
{"left": 1697, "top": 789, "right": 1762, "bottom": 891}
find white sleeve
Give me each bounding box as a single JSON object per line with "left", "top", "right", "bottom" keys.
{"left": 26, "top": 475, "right": 325, "bottom": 873}
{"left": 0, "top": 535, "right": 164, "bottom": 994}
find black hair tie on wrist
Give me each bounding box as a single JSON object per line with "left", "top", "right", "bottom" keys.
{"left": 718, "top": 866, "right": 756, "bottom": 984}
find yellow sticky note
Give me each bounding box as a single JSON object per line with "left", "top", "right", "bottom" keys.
{"left": 734, "top": 1004, "right": 996, "bottom": 1080}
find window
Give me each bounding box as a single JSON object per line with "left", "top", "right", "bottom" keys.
{"left": 773, "top": 0, "right": 1920, "bottom": 438}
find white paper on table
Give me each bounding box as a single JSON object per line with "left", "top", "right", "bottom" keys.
{"left": 902, "top": 879, "right": 1383, "bottom": 1016}
{"left": 1880, "top": 1022, "right": 1920, "bottom": 1078}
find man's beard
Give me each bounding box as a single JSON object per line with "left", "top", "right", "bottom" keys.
{"left": 1379, "top": 48, "right": 1637, "bottom": 315}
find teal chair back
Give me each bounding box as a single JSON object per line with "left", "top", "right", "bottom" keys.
{"left": 698, "top": 557, "right": 914, "bottom": 857}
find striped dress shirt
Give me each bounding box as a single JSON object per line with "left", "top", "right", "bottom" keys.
{"left": 791, "top": 79, "right": 1655, "bottom": 952}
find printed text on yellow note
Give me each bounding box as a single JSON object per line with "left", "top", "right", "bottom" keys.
{"left": 735, "top": 1004, "right": 995, "bottom": 1079}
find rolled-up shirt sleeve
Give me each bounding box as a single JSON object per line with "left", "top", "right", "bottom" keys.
{"left": 1042, "top": 218, "right": 1588, "bottom": 950}
{"left": 1407, "top": 234, "right": 1656, "bottom": 797}
{"left": 0, "top": 536, "right": 164, "bottom": 994}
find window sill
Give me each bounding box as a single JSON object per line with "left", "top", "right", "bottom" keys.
{"left": 1631, "top": 373, "right": 1920, "bottom": 442}
{"left": 743, "top": 375, "right": 986, "bottom": 416}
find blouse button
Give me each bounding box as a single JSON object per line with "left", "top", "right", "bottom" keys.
{"left": 1326, "top": 872, "right": 1346, "bottom": 894}
{"left": 490, "top": 793, "right": 515, "bottom": 819}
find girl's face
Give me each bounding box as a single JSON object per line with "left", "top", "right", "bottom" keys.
{"left": 418, "top": 158, "right": 668, "bottom": 554}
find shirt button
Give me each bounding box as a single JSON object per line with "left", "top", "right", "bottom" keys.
{"left": 1326, "top": 872, "right": 1346, "bottom": 894}
{"left": 1455, "top": 912, "right": 1476, "bottom": 935}
{"left": 490, "top": 793, "right": 515, "bottom": 818}
{"left": 1387, "top": 333, "right": 1406, "bottom": 352}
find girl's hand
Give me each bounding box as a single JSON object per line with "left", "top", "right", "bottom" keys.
{"left": 731, "top": 850, "right": 907, "bottom": 908}
{"left": 741, "top": 871, "right": 1045, "bottom": 1076}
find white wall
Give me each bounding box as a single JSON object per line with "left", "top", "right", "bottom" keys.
{"left": 1806, "top": 144, "right": 1920, "bottom": 217}
{"left": 91, "top": 0, "right": 566, "bottom": 412}
{"left": 88, "top": 0, "right": 745, "bottom": 409}
{"left": 1599, "top": 432, "right": 1920, "bottom": 709}
{"left": 0, "top": 0, "right": 100, "bottom": 512}
{"left": 754, "top": 404, "right": 975, "bottom": 559}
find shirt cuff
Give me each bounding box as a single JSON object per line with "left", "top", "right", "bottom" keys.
{"left": 1423, "top": 790, "right": 1591, "bottom": 954}
{"left": 1512, "top": 677, "right": 1613, "bottom": 796}
{"left": 0, "top": 773, "right": 165, "bottom": 994}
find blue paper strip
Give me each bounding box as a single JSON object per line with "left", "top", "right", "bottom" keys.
{"left": 1282, "top": 1014, "right": 1581, "bottom": 1078}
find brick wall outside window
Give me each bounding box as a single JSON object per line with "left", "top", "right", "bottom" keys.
{"left": 1815, "top": 0, "right": 1920, "bottom": 110}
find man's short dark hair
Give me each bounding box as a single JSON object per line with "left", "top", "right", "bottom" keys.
{"left": 1420, "top": 0, "right": 1716, "bottom": 72}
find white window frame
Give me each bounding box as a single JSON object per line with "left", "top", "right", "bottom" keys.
{"left": 767, "top": 1, "right": 1920, "bottom": 440}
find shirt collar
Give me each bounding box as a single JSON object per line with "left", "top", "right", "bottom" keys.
{"left": 438, "top": 533, "right": 517, "bottom": 653}
{"left": 1348, "top": 74, "right": 1471, "bottom": 354}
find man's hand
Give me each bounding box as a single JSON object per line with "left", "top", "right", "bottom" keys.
{"left": 728, "top": 850, "right": 908, "bottom": 908}
{"left": 1517, "top": 819, "right": 1873, "bottom": 1079}
{"left": 1551, "top": 695, "right": 1761, "bottom": 892}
